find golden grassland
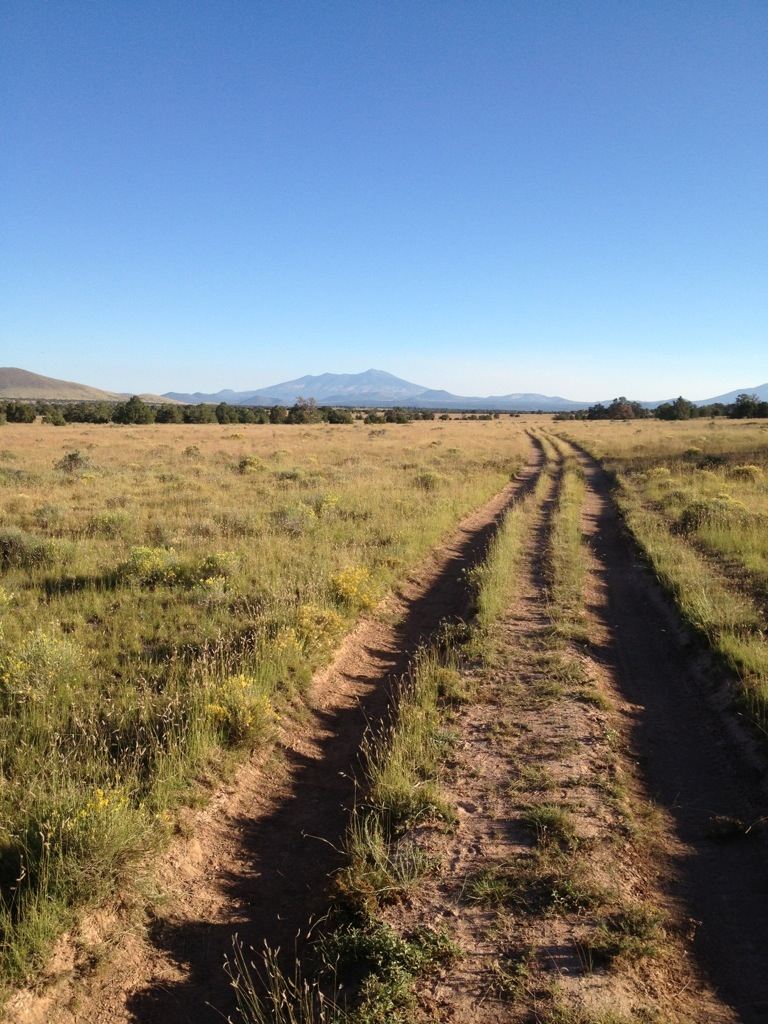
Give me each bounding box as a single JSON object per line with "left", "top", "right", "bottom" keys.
{"left": 0, "top": 416, "right": 531, "bottom": 986}
{"left": 558, "top": 416, "right": 768, "bottom": 735}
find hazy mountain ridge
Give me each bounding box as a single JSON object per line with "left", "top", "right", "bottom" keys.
{"left": 0, "top": 368, "right": 176, "bottom": 404}
{"left": 164, "top": 369, "right": 593, "bottom": 410}
{"left": 3, "top": 367, "right": 766, "bottom": 411}
{"left": 164, "top": 369, "right": 768, "bottom": 411}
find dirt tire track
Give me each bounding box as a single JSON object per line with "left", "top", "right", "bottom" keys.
{"left": 573, "top": 443, "right": 768, "bottom": 1022}
{"left": 7, "top": 442, "right": 544, "bottom": 1024}
{"left": 376, "top": 437, "right": 733, "bottom": 1021}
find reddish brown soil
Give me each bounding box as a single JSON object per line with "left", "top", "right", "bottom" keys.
{"left": 6, "top": 443, "right": 544, "bottom": 1024}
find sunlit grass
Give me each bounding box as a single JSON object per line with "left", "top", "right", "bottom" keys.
{"left": 0, "top": 416, "right": 531, "bottom": 988}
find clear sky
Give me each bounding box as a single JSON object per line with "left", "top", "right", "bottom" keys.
{"left": 2, "top": 1, "right": 766, "bottom": 401}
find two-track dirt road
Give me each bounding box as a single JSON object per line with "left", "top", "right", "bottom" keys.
{"left": 10, "top": 433, "right": 768, "bottom": 1023}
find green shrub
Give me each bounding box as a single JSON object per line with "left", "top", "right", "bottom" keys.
{"left": 87, "top": 509, "right": 132, "bottom": 538}
{"left": 204, "top": 674, "right": 277, "bottom": 748}
{"left": 55, "top": 450, "right": 91, "bottom": 473}
{"left": 238, "top": 454, "right": 265, "bottom": 474}
{"left": 677, "top": 496, "right": 748, "bottom": 534}
{"left": 0, "top": 528, "right": 61, "bottom": 569}
{"left": 412, "top": 471, "right": 445, "bottom": 491}
{"left": 727, "top": 464, "right": 763, "bottom": 482}
{"left": 274, "top": 502, "right": 318, "bottom": 535}
{"left": 0, "top": 623, "right": 84, "bottom": 709}
{"left": 120, "top": 547, "right": 236, "bottom": 588}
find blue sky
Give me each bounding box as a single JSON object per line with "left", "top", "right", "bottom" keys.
{"left": 2, "top": 1, "right": 766, "bottom": 401}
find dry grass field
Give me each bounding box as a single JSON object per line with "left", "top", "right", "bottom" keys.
{"left": 0, "top": 417, "right": 527, "bottom": 987}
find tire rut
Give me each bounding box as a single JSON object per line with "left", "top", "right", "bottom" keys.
{"left": 570, "top": 441, "right": 768, "bottom": 1023}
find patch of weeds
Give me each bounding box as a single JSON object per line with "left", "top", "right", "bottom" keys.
{"left": 204, "top": 674, "right": 279, "bottom": 749}
{"left": 535, "top": 998, "right": 658, "bottom": 1023}
{"left": 119, "top": 547, "right": 237, "bottom": 589}
{"left": 336, "top": 812, "right": 437, "bottom": 913}
{"left": 510, "top": 764, "right": 555, "bottom": 793}
{"left": 576, "top": 686, "right": 610, "bottom": 709}
{"left": 433, "top": 665, "right": 468, "bottom": 704}
{"left": 55, "top": 450, "right": 91, "bottom": 474}
{"left": 465, "top": 865, "right": 516, "bottom": 906}
{"left": 488, "top": 942, "right": 538, "bottom": 1001}
{"left": 0, "top": 528, "right": 63, "bottom": 569}
{"left": 226, "top": 939, "right": 343, "bottom": 1024}
{"left": 87, "top": 509, "right": 132, "bottom": 539}
{"left": 274, "top": 501, "right": 318, "bottom": 536}
{"left": 320, "top": 920, "right": 458, "bottom": 1022}
{"left": 465, "top": 857, "right": 605, "bottom": 916}
{"left": 522, "top": 804, "right": 580, "bottom": 852}
{"left": 533, "top": 676, "right": 565, "bottom": 702}
{"left": 329, "top": 566, "right": 378, "bottom": 611}
{"left": 578, "top": 904, "right": 665, "bottom": 968}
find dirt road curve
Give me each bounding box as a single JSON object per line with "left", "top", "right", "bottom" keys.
{"left": 7, "top": 443, "right": 544, "bottom": 1024}
{"left": 576, "top": 446, "right": 768, "bottom": 1023}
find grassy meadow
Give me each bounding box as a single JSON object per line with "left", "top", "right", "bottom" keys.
{"left": 558, "top": 417, "right": 768, "bottom": 734}
{"left": 0, "top": 416, "right": 530, "bottom": 985}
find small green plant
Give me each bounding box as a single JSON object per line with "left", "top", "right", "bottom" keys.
{"left": 0, "top": 623, "right": 85, "bottom": 709}
{"left": 238, "top": 453, "right": 264, "bottom": 474}
{"left": 0, "top": 528, "right": 61, "bottom": 569}
{"left": 87, "top": 508, "right": 132, "bottom": 538}
{"left": 55, "top": 449, "right": 91, "bottom": 473}
{"left": 522, "top": 804, "right": 580, "bottom": 852}
{"left": 204, "top": 674, "right": 278, "bottom": 749}
{"left": 225, "top": 939, "right": 343, "bottom": 1024}
{"left": 579, "top": 904, "right": 665, "bottom": 967}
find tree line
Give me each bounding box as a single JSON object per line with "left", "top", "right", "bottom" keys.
{"left": 0, "top": 395, "right": 438, "bottom": 425}
{"left": 3, "top": 393, "right": 767, "bottom": 425}
{"left": 557, "top": 393, "right": 768, "bottom": 421}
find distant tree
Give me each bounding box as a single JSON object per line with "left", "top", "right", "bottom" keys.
{"left": 326, "top": 407, "right": 353, "bottom": 424}
{"left": 113, "top": 395, "right": 155, "bottom": 424}
{"left": 384, "top": 407, "right": 412, "bottom": 424}
{"left": 4, "top": 401, "right": 37, "bottom": 423}
{"left": 730, "top": 393, "right": 768, "bottom": 418}
{"left": 182, "top": 403, "right": 216, "bottom": 424}
{"left": 655, "top": 396, "right": 696, "bottom": 421}
{"left": 269, "top": 405, "right": 288, "bottom": 424}
{"left": 607, "top": 397, "right": 635, "bottom": 420}
{"left": 215, "top": 402, "right": 242, "bottom": 424}
{"left": 287, "top": 397, "right": 320, "bottom": 424}
{"left": 155, "top": 404, "right": 184, "bottom": 423}
{"left": 41, "top": 405, "right": 67, "bottom": 426}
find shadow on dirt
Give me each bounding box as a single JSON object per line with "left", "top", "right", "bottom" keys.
{"left": 578, "top": 451, "right": 768, "bottom": 1024}
{"left": 124, "top": 442, "right": 545, "bottom": 1023}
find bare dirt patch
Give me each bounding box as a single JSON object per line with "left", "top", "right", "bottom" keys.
{"left": 5, "top": 444, "right": 543, "bottom": 1024}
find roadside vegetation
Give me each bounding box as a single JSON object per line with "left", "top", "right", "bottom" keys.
{"left": 558, "top": 418, "right": 768, "bottom": 739}
{"left": 0, "top": 417, "right": 528, "bottom": 993}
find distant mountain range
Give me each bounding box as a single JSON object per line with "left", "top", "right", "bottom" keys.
{"left": 163, "top": 368, "right": 596, "bottom": 410}
{"left": 2, "top": 366, "right": 767, "bottom": 412}
{"left": 163, "top": 368, "right": 768, "bottom": 411}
